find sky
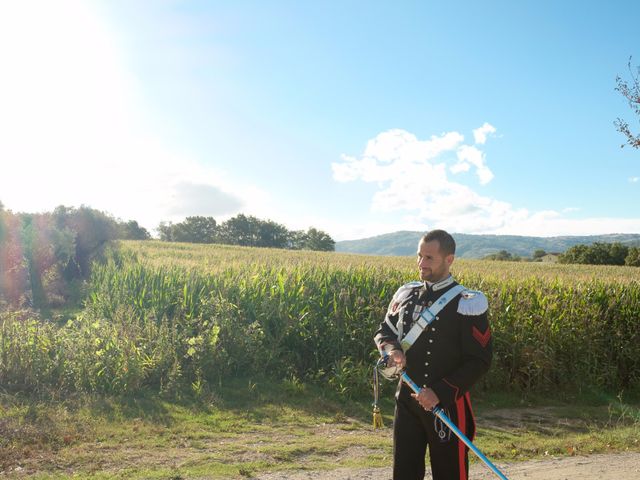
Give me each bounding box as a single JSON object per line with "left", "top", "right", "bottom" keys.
{"left": 1, "top": 0, "right": 639, "bottom": 241}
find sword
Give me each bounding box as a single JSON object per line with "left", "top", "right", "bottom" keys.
{"left": 401, "top": 371, "right": 510, "bottom": 480}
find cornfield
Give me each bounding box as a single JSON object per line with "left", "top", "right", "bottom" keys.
{"left": 1, "top": 240, "right": 639, "bottom": 398}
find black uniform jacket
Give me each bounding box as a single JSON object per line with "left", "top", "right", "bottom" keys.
{"left": 374, "top": 277, "right": 492, "bottom": 408}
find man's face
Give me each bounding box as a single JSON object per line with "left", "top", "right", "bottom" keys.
{"left": 416, "top": 239, "right": 453, "bottom": 283}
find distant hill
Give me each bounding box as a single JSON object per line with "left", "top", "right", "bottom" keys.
{"left": 335, "top": 231, "right": 640, "bottom": 259}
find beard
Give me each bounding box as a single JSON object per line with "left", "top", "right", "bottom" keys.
{"left": 419, "top": 263, "right": 448, "bottom": 282}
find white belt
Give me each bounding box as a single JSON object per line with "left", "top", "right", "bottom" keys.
{"left": 400, "top": 285, "right": 465, "bottom": 351}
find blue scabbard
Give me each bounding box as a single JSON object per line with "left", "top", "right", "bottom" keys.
{"left": 401, "top": 372, "right": 510, "bottom": 480}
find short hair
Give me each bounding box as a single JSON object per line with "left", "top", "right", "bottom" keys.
{"left": 420, "top": 229, "right": 456, "bottom": 256}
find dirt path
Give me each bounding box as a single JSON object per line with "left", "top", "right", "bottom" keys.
{"left": 256, "top": 452, "right": 640, "bottom": 479}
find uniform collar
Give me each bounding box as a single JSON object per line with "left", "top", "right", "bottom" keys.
{"left": 426, "top": 275, "right": 455, "bottom": 292}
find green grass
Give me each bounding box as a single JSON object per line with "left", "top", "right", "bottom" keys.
{"left": 1, "top": 381, "right": 639, "bottom": 479}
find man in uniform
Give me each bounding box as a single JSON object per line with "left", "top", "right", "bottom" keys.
{"left": 374, "top": 229, "right": 492, "bottom": 480}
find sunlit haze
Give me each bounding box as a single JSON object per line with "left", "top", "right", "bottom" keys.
{"left": 1, "top": 1, "right": 639, "bottom": 240}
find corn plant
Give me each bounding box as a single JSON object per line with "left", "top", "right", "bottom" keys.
{"left": 2, "top": 241, "right": 639, "bottom": 399}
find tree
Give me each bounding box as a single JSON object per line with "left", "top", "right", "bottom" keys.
{"left": 532, "top": 249, "right": 547, "bottom": 261}
{"left": 559, "top": 244, "right": 588, "bottom": 264}
{"left": 1, "top": 205, "right": 152, "bottom": 309}
{"left": 614, "top": 58, "right": 640, "bottom": 149}
{"left": 158, "top": 221, "right": 176, "bottom": 241}
{"left": 303, "top": 228, "right": 335, "bottom": 251}
{"left": 157, "top": 213, "right": 336, "bottom": 251}
{"left": 52, "top": 205, "right": 118, "bottom": 278}
{"left": 560, "top": 242, "right": 629, "bottom": 266}
{"left": 583, "top": 242, "right": 613, "bottom": 265}
{"left": 217, "top": 214, "right": 260, "bottom": 246}
{"left": 287, "top": 230, "right": 308, "bottom": 250}
{"left": 484, "top": 250, "right": 513, "bottom": 261}
{"left": 609, "top": 242, "right": 629, "bottom": 265}
{"left": 158, "top": 217, "right": 217, "bottom": 243}
{"left": 0, "top": 209, "right": 29, "bottom": 305}
{"left": 256, "top": 219, "right": 289, "bottom": 248}
{"left": 625, "top": 246, "right": 640, "bottom": 267}
{"left": 20, "top": 214, "right": 49, "bottom": 308}
{"left": 175, "top": 216, "right": 217, "bottom": 243}
{"left": 118, "top": 220, "right": 151, "bottom": 240}
{"left": 0, "top": 200, "right": 5, "bottom": 245}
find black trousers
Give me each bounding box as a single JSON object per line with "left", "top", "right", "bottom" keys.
{"left": 393, "top": 387, "right": 475, "bottom": 480}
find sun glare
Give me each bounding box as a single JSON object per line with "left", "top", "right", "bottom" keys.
{"left": 0, "top": 0, "right": 141, "bottom": 210}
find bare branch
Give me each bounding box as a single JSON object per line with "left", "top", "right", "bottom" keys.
{"left": 615, "top": 57, "right": 640, "bottom": 149}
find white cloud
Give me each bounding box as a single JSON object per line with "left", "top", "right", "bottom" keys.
{"left": 0, "top": 0, "right": 260, "bottom": 233}
{"left": 473, "top": 122, "right": 496, "bottom": 145}
{"left": 454, "top": 145, "right": 494, "bottom": 184}
{"left": 332, "top": 126, "right": 640, "bottom": 238}
{"left": 363, "top": 129, "right": 464, "bottom": 164}
{"left": 333, "top": 129, "right": 465, "bottom": 185}
{"left": 629, "top": 177, "right": 639, "bottom": 183}
{"left": 332, "top": 126, "right": 501, "bottom": 231}
{"left": 332, "top": 154, "right": 386, "bottom": 183}
{"left": 450, "top": 162, "right": 471, "bottom": 174}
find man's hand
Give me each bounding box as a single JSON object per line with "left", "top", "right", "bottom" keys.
{"left": 387, "top": 349, "right": 406, "bottom": 369}
{"left": 412, "top": 387, "right": 440, "bottom": 411}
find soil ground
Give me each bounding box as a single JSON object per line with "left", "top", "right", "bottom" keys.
{"left": 256, "top": 452, "right": 640, "bottom": 479}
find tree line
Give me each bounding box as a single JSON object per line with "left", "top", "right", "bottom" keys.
{"left": 559, "top": 242, "right": 640, "bottom": 267}
{"left": 158, "top": 214, "right": 335, "bottom": 251}
{"left": 482, "top": 249, "right": 549, "bottom": 262}
{"left": 0, "top": 203, "right": 130, "bottom": 309}
{"left": 0, "top": 202, "right": 335, "bottom": 309}
{"left": 483, "top": 243, "right": 640, "bottom": 266}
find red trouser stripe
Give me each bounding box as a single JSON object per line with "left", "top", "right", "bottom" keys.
{"left": 465, "top": 392, "right": 475, "bottom": 441}
{"left": 455, "top": 396, "right": 467, "bottom": 480}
